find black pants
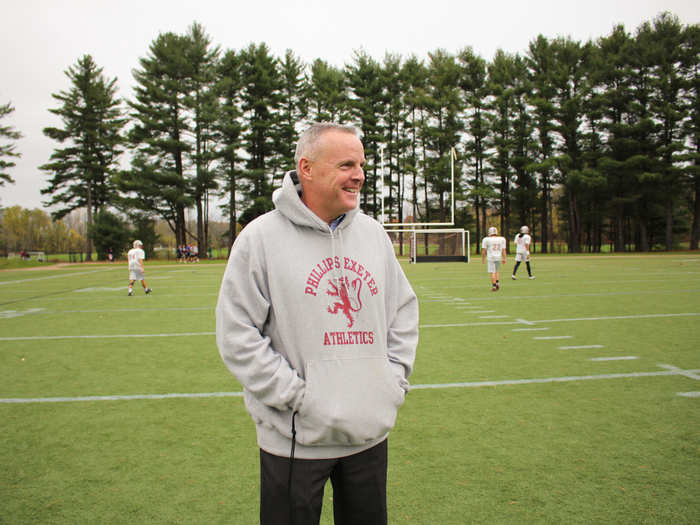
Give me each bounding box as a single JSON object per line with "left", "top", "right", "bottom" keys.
{"left": 260, "top": 439, "right": 388, "bottom": 525}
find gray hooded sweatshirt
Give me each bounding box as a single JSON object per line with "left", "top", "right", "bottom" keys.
{"left": 216, "top": 170, "right": 419, "bottom": 459}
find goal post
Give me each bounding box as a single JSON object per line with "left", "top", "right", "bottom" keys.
{"left": 385, "top": 228, "right": 470, "bottom": 263}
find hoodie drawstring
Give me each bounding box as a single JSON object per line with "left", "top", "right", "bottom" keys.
{"left": 288, "top": 410, "right": 298, "bottom": 524}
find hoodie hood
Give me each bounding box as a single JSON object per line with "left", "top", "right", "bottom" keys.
{"left": 273, "top": 170, "right": 360, "bottom": 232}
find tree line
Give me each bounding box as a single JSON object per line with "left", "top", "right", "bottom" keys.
{"left": 2, "top": 11, "right": 698, "bottom": 258}
{"left": 0, "top": 206, "right": 85, "bottom": 255}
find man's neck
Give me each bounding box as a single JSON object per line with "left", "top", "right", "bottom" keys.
{"left": 329, "top": 214, "right": 345, "bottom": 231}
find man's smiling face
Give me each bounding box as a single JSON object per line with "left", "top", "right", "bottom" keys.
{"left": 299, "top": 129, "right": 365, "bottom": 224}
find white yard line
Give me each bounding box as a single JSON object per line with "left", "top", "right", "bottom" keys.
{"left": 0, "top": 392, "right": 244, "bottom": 403}
{"left": 0, "top": 268, "right": 115, "bottom": 286}
{"left": 512, "top": 327, "right": 549, "bottom": 332}
{"left": 534, "top": 336, "right": 573, "bottom": 340}
{"left": 658, "top": 364, "right": 700, "bottom": 381}
{"left": 5, "top": 312, "right": 698, "bottom": 339}
{"left": 419, "top": 288, "right": 700, "bottom": 300}
{"left": 560, "top": 345, "right": 605, "bottom": 350}
{"left": 33, "top": 292, "right": 218, "bottom": 302}
{"left": 4, "top": 366, "right": 699, "bottom": 404}
{"left": 0, "top": 332, "right": 215, "bottom": 341}
{"left": 538, "top": 313, "right": 700, "bottom": 323}
{"left": 590, "top": 356, "right": 638, "bottom": 361}
{"left": 0, "top": 307, "right": 214, "bottom": 316}
{"left": 421, "top": 312, "right": 700, "bottom": 329}
{"left": 0, "top": 308, "right": 45, "bottom": 319}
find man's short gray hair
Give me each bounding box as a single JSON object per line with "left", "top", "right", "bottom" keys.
{"left": 294, "top": 122, "right": 362, "bottom": 166}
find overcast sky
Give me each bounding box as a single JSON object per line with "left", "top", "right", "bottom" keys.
{"left": 1, "top": 0, "right": 698, "bottom": 215}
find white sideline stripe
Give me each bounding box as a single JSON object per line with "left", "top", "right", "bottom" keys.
{"left": 560, "top": 345, "right": 605, "bottom": 350}
{"left": 658, "top": 364, "right": 700, "bottom": 381}
{"left": 0, "top": 392, "right": 244, "bottom": 403}
{"left": 590, "top": 356, "right": 638, "bottom": 361}
{"left": 34, "top": 307, "right": 213, "bottom": 315}
{"left": 5, "top": 312, "right": 698, "bottom": 340}
{"left": 0, "top": 269, "right": 113, "bottom": 286}
{"left": 677, "top": 392, "right": 700, "bottom": 397}
{"left": 411, "top": 369, "right": 700, "bottom": 390}
{"left": 421, "top": 312, "right": 700, "bottom": 328}
{"left": 0, "top": 332, "right": 215, "bottom": 341}
{"left": 534, "top": 336, "right": 573, "bottom": 340}
{"left": 6, "top": 310, "right": 700, "bottom": 341}
{"left": 512, "top": 327, "right": 549, "bottom": 332}
{"left": 75, "top": 287, "right": 124, "bottom": 292}
{"left": 420, "top": 288, "right": 700, "bottom": 300}
{"left": 538, "top": 313, "right": 700, "bottom": 323}
{"left": 4, "top": 369, "right": 700, "bottom": 404}
{"left": 0, "top": 308, "right": 45, "bottom": 319}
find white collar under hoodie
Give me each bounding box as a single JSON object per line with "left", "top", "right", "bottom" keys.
{"left": 216, "top": 170, "right": 419, "bottom": 459}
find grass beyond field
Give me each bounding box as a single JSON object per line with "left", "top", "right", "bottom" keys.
{"left": 1, "top": 255, "right": 699, "bottom": 524}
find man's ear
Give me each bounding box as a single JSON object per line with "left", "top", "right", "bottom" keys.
{"left": 298, "top": 157, "right": 313, "bottom": 180}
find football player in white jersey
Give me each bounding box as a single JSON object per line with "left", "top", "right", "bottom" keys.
{"left": 512, "top": 226, "right": 535, "bottom": 280}
{"left": 127, "top": 240, "right": 152, "bottom": 296}
{"left": 481, "top": 226, "right": 507, "bottom": 291}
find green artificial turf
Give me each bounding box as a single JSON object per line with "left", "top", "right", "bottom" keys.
{"left": 1, "top": 254, "right": 698, "bottom": 524}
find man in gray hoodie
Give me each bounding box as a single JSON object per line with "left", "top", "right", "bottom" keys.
{"left": 216, "top": 122, "right": 419, "bottom": 524}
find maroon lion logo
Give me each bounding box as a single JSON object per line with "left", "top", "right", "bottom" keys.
{"left": 327, "top": 276, "right": 362, "bottom": 327}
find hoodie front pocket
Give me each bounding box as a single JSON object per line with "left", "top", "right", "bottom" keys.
{"left": 296, "top": 356, "right": 405, "bottom": 446}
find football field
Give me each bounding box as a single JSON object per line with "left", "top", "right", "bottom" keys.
{"left": 1, "top": 254, "right": 699, "bottom": 524}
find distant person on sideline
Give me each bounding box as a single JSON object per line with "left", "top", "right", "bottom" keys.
{"left": 512, "top": 225, "right": 535, "bottom": 280}
{"left": 481, "top": 226, "right": 507, "bottom": 291}
{"left": 216, "top": 122, "right": 419, "bottom": 525}
{"left": 127, "top": 240, "right": 152, "bottom": 296}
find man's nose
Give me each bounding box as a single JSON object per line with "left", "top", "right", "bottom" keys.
{"left": 353, "top": 166, "right": 365, "bottom": 182}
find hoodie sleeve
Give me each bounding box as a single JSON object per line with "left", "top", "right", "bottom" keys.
{"left": 216, "top": 227, "right": 305, "bottom": 411}
{"left": 383, "top": 233, "right": 419, "bottom": 392}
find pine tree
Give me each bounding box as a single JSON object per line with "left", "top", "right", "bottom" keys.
{"left": 307, "top": 59, "right": 348, "bottom": 123}
{"left": 214, "top": 49, "right": 245, "bottom": 249}
{"left": 508, "top": 55, "right": 537, "bottom": 242}
{"left": 646, "top": 13, "right": 688, "bottom": 250}
{"left": 487, "top": 50, "right": 519, "bottom": 242}
{"left": 275, "top": 49, "right": 307, "bottom": 180}
{"left": 346, "top": 51, "right": 383, "bottom": 217}
{"left": 593, "top": 25, "right": 637, "bottom": 252}
{"left": 40, "top": 55, "right": 126, "bottom": 260}
{"left": 549, "top": 37, "right": 594, "bottom": 253}
{"left": 458, "top": 47, "right": 492, "bottom": 243}
{"left": 681, "top": 23, "right": 700, "bottom": 250}
{"left": 400, "top": 55, "right": 428, "bottom": 224}
{"left": 527, "top": 35, "right": 559, "bottom": 252}
{"left": 121, "top": 32, "right": 193, "bottom": 246}
{"left": 238, "top": 42, "right": 281, "bottom": 222}
{"left": 381, "top": 53, "right": 407, "bottom": 225}
{"left": 0, "top": 102, "right": 22, "bottom": 187}
{"left": 424, "top": 49, "right": 463, "bottom": 224}
{"left": 184, "top": 22, "right": 220, "bottom": 256}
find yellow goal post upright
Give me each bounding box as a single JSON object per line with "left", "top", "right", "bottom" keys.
{"left": 380, "top": 147, "right": 470, "bottom": 263}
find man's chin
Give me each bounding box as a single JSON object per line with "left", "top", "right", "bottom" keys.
{"left": 340, "top": 195, "right": 359, "bottom": 211}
